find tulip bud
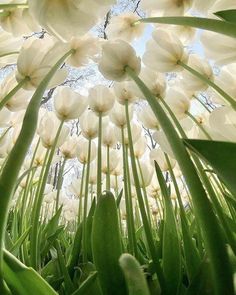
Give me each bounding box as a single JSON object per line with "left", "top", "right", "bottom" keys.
{"left": 143, "top": 29, "right": 188, "bottom": 73}
{"left": 99, "top": 39, "right": 141, "bottom": 82}
{"left": 54, "top": 86, "right": 87, "bottom": 121}
{"left": 80, "top": 110, "right": 99, "bottom": 139}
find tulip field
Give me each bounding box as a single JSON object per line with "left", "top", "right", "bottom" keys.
{"left": 0, "top": 0, "right": 236, "bottom": 294}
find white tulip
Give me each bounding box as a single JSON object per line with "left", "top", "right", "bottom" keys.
{"left": 54, "top": 86, "right": 87, "bottom": 121}
{"left": 77, "top": 137, "right": 97, "bottom": 164}
{"left": 99, "top": 39, "right": 141, "bottom": 82}
{"left": 165, "top": 89, "right": 190, "bottom": 119}
{"left": 109, "top": 101, "right": 133, "bottom": 128}
{"left": 149, "top": 148, "right": 176, "bottom": 172}
{"left": 79, "top": 110, "right": 99, "bottom": 139}
{"left": 138, "top": 104, "right": 160, "bottom": 130}
{"left": 113, "top": 81, "right": 138, "bottom": 105}
{"left": 60, "top": 136, "right": 80, "bottom": 159}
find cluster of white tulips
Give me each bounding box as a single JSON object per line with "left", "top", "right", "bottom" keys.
{"left": 0, "top": 1, "right": 235, "bottom": 295}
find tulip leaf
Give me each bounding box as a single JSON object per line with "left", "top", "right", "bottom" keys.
{"left": 184, "top": 139, "right": 236, "bottom": 196}
{"left": 71, "top": 271, "right": 98, "bottom": 295}
{"left": 92, "top": 191, "right": 127, "bottom": 295}
{"left": 119, "top": 254, "right": 150, "bottom": 295}
{"left": 3, "top": 250, "right": 57, "bottom": 295}
{"left": 139, "top": 16, "right": 236, "bottom": 38}
{"left": 214, "top": 10, "right": 236, "bottom": 24}
{"left": 154, "top": 162, "right": 182, "bottom": 294}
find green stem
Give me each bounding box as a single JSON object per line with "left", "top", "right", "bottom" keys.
{"left": 55, "top": 158, "right": 67, "bottom": 212}
{"left": 82, "top": 138, "right": 92, "bottom": 263}
{"left": 31, "top": 121, "right": 64, "bottom": 269}
{"left": 186, "top": 111, "right": 212, "bottom": 140}
{"left": 77, "top": 164, "right": 85, "bottom": 224}
{"left": 0, "top": 51, "right": 19, "bottom": 59}
{"left": 97, "top": 113, "right": 102, "bottom": 198}
{"left": 0, "top": 77, "right": 29, "bottom": 111}
{"left": 137, "top": 16, "right": 236, "bottom": 38}
{"left": 124, "top": 100, "right": 166, "bottom": 291}
{"left": 0, "top": 49, "right": 72, "bottom": 285}
{"left": 178, "top": 61, "right": 236, "bottom": 110}
{"left": 121, "top": 128, "right": 137, "bottom": 257}
{"left": 106, "top": 146, "right": 110, "bottom": 191}
{"left": 126, "top": 66, "right": 234, "bottom": 295}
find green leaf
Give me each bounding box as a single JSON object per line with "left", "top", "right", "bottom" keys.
{"left": 119, "top": 254, "right": 150, "bottom": 295}
{"left": 139, "top": 16, "right": 236, "bottom": 38}
{"left": 184, "top": 139, "right": 236, "bottom": 196}
{"left": 71, "top": 272, "right": 98, "bottom": 295}
{"left": 154, "top": 162, "right": 182, "bottom": 295}
{"left": 116, "top": 189, "right": 123, "bottom": 207}
{"left": 3, "top": 250, "right": 57, "bottom": 295}
{"left": 9, "top": 226, "right": 31, "bottom": 256}
{"left": 214, "top": 10, "right": 236, "bottom": 24}
{"left": 92, "top": 191, "right": 127, "bottom": 295}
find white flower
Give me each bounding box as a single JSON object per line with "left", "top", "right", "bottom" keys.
{"left": 149, "top": 148, "right": 176, "bottom": 172}
{"left": 60, "top": 136, "right": 80, "bottom": 159}
{"left": 88, "top": 85, "right": 115, "bottom": 116}
{"left": 77, "top": 137, "right": 97, "bottom": 164}
{"left": 141, "top": 0, "right": 192, "bottom": 16}
{"left": 106, "top": 13, "right": 145, "bottom": 42}
{"left": 54, "top": 86, "right": 87, "bottom": 121}
{"left": 38, "top": 112, "right": 69, "bottom": 148}
{"left": 99, "top": 39, "right": 141, "bottom": 82}
{"left": 115, "top": 122, "right": 142, "bottom": 145}
{"left": 138, "top": 104, "right": 160, "bottom": 130}
{"left": 143, "top": 30, "right": 188, "bottom": 73}
{"left": 181, "top": 55, "right": 214, "bottom": 92}
{"left": 16, "top": 37, "right": 67, "bottom": 90}
{"left": 133, "top": 137, "right": 147, "bottom": 159}
{"left": 200, "top": 31, "right": 236, "bottom": 65}
{"left": 109, "top": 101, "right": 133, "bottom": 128}
{"left": 102, "top": 124, "right": 117, "bottom": 147}
{"left": 131, "top": 161, "right": 154, "bottom": 188}
{"left": 0, "top": 74, "right": 32, "bottom": 112}
{"left": 79, "top": 110, "right": 99, "bottom": 139}
{"left": 29, "top": 0, "right": 115, "bottom": 41}
{"left": 102, "top": 148, "right": 120, "bottom": 174}
{"left": 113, "top": 81, "right": 138, "bottom": 105}
{"left": 165, "top": 89, "right": 190, "bottom": 119}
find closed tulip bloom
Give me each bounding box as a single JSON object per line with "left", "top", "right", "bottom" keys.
{"left": 209, "top": 106, "right": 236, "bottom": 142}
{"left": 200, "top": 31, "right": 236, "bottom": 65}
{"left": 0, "top": 108, "right": 12, "bottom": 127}
{"left": 131, "top": 161, "right": 154, "bottom": 188}
{"left": 136, "top": 67, "right": 166, "bottom": 98}
{"left": 106, "top": 13, "right": 145, "bottom": 42}
{"left": 141, "top": 0, "right": 192, "bottom": 16}
{"left": 133, "top": 136, "right": 147, "bottom": 159}
{"left": 77, "top": 137, "right": 97, "bottom": 164}
{"left": 102, "top": 124, "right": 117, "bottom": 147}
{"left": 138, "top": 104, "right": 160, "bottom": 130}
{"left": 147, "top": 175, "right": 161, "bottom": 197}
{"left": 79, "top": 110, "right": 99, "bottom": 139}
{"left": 115, "top": 122, "right": 142, "bottom": 145}
{"left": 54, "top": 87, "right": 87, "bottom": 121}
{"left": 98, "top": 39, "right": 141, "bottom": 82}
{"left": 210, "top": 65, "right": 236, "bottom": 105}
{"left": 0, "top": 74, "right": 32, "bottom": 112}
{"left": 109, "top": 101, "right": 133, "bottom": 128}
{"left": 111, "top": 162, "right": 123, "bottom": 176}
{"left": 66, "top": 35, "right": 101, "bottom": 68}
{"left": 29, "top": 0, "right": 115, "bottom": 41}
{"left": 113, "top": 81, "right": 138, "bottom": 105}
{"left": 0, "top": 29, "right": 22, "bottom": 66}
{"left": 0, "top": 3, "right": 40, "bottom": 36}
{"left": 182, "top": 55, "right": 214, "bottom": 92}
{"left": 165, "top": 89, "right": 190, "bottom": 119}
{"left": 16, "top": 37, "right": 67, "bottom": 90}
{"left": 38, "top": 112, "right": 69, "bottom": 149}
{"left": 102, "top": 148, "right": 120, "bottom": 174}
{"left": 192, "top": 0, "right": 216, "bottom": 13}
{"left": 69, "top": 178, "right": 83, "bottom": 198}
{"left": 149, "top": 148, "right": 176, "bottom": 172}
{"left": 163, "top": 24, "right": 196, "bottom": 45}
{"left": 88, "top": 85, "right": 115, "bottom": 116}
{"left": 60, "top": 136, "right": 80, "bottom": 159}
{"left": 143, "top": 30, "right": 188, "bottom": 73}
{"left": 33, "top": 142, "right": 47, "bottom": 167}
{"left": 153, "top": 130, "right": 175, "bottom": 158}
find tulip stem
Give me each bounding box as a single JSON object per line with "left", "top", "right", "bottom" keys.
{"left": 31, "top": 121, "right": 64, "bottom": 269}
{"left": 0, "top": 77, "right": 29, "bottom": 112}
{"left": 121, "top": 127, "right": 137, "bottom": 257}
{"left": 106, "top": 146, "right": 110, "bottom": 191}
{"left": 186, "top": 111, "right": 212, "bottom": 140}
{"left": 124, "top": 100, "right": 166, "bottom": 290}
{"left": 97, "top": 113, "right": 102, "bottom": 198}
{"left": 126, "top": 66, "right": 234, "bottom": 295}
{"left": 178, "top": 61, "right": 236, "bottom": 111}
{"left": 55, "top": 157, "right": 67, "bottom": 212}
{"left": 82, "top": 138, "right": 92, "bottom": 263}
{"left": 137, "top": 16, "right": 236, "bottom": 38}
{"left": 0, "top": 4, "right": 28, "bottom": 9}
{"left": 78, "top": 164, "right": 86, "bottom": 224}
{"left": 0, "top": 49, "right": 72, "bottom": 287}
